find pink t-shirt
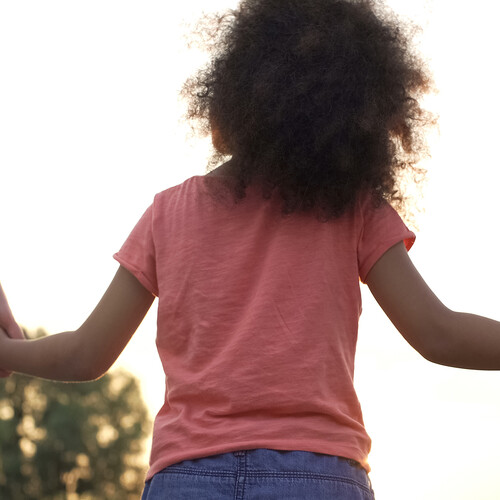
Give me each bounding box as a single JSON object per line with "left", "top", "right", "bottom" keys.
{"left": 114, "top": 175, "right": 415, "bottom": 481}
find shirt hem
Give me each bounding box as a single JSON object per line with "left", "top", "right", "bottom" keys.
{"left": 113, "top": 253, "right": 159, "bottom": 296}
{"left": 359, "top": 232, "right": 415, "bottom": 283}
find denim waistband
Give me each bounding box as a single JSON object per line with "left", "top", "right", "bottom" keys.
{"left": 160, "top": 448, "right": 372, "bottom": 491}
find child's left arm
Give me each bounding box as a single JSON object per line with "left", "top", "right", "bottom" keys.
{"left": 0, "top": 266, "right": 155, "bottom": 382}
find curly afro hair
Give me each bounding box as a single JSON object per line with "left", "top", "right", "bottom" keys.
{"left": 182, "top": 0, "right": 436, "bottom": 221}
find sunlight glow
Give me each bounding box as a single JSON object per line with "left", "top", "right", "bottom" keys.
{"left": 1, "top": 1, "right": 499, "bottom": 499}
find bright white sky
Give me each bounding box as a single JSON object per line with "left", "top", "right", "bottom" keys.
{"left": 1, "top": 1, "right": 499, "bottom": 499}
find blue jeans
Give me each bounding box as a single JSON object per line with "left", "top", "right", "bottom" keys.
{"left": 141, "top": 449, "right": 375, "bottom": 499}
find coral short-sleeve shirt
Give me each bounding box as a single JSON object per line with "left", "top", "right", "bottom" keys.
{"left": 114, "top": 175, "right": 415, "bottom": 481}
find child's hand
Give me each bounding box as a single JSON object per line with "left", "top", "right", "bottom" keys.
{"left": 0, "top": 282, "right": 25, "bottom": 378}
{"left": 0, "top": 282, "right": 24, "bottom": 338}
{"left": 0, "top": 326, "right": 12, "bottom": 377}
{"left": 0, "top": 326, "right": 9, "bottom": 342}
{"left": 0, "top": 323, "right": 24, "bottom": 377}
{"left": 0, "top": 282, "right": 18, "bottom": 329}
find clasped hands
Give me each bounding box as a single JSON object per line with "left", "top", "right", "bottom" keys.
{"left": 0, "top": 282, "right": 25, "bottom": 377}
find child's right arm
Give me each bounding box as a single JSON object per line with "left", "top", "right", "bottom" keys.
{"left": 0, "top": 266, "right": 155, "bottom": 382}
{"left": 366, "top": 241, "right": 500, "bottom": 370}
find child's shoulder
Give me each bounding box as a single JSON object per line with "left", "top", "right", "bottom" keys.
{"left": 153, "top": 175, "right": 206, "bottom": 199}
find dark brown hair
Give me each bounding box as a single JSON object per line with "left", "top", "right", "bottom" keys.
{"left": 182, "top": 0, "right": 436, "bottom": 221}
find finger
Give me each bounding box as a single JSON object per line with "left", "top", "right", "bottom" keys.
{"left": 6, "top": 322, "right": 25, "bottom": 340}
{"left": 0, "top": 320, "right": 24, "bottom": 340}
{"left": 0, "top": 326, "right": 13, "bottom": 377}
{"left": 0, "top": 282, "right": 17, "bottom": 324}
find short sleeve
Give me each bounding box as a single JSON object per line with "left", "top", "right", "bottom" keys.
{"left": 113, "top": 203, "right": 159, "bottom": 296}
{"left": 358, "top": 197, "right": 415, "bottom": 284}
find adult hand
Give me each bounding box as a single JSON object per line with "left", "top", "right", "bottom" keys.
{"left": 0, "top": 282, "right": 25, "bottom": 377}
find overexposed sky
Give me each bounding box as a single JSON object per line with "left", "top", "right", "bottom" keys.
{"left": 1, "top": 1, "right": 499, "bottom": 499}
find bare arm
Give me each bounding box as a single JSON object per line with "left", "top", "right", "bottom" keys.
{"left": 365, "top": 242, "right": 500, "bottom": 370}
{"left": 0, "top": 266, "right": 155, "bottom": 381}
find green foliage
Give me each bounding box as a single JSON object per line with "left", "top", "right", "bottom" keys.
{"left": 0, "top": 330, "right": 151, "bottom": 500}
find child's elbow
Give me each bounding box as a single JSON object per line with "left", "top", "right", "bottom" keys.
{"left": 393, "top": 304, "right": 454, "bottom": 367}
{"left": 413, "top": 307, "right": 456, "bottom": 366}
{"left": 79, "top": 351, "right": 113, "bottom": 381}
{"left": 77, "top": 363, "right": 108, "bottom": 382}
{"left": 72, "top": 329, "right": 110, "bottom": 382}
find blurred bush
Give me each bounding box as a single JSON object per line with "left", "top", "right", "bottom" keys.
{"left": 0, "top": 328, "right": 151, "bottom": 500}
